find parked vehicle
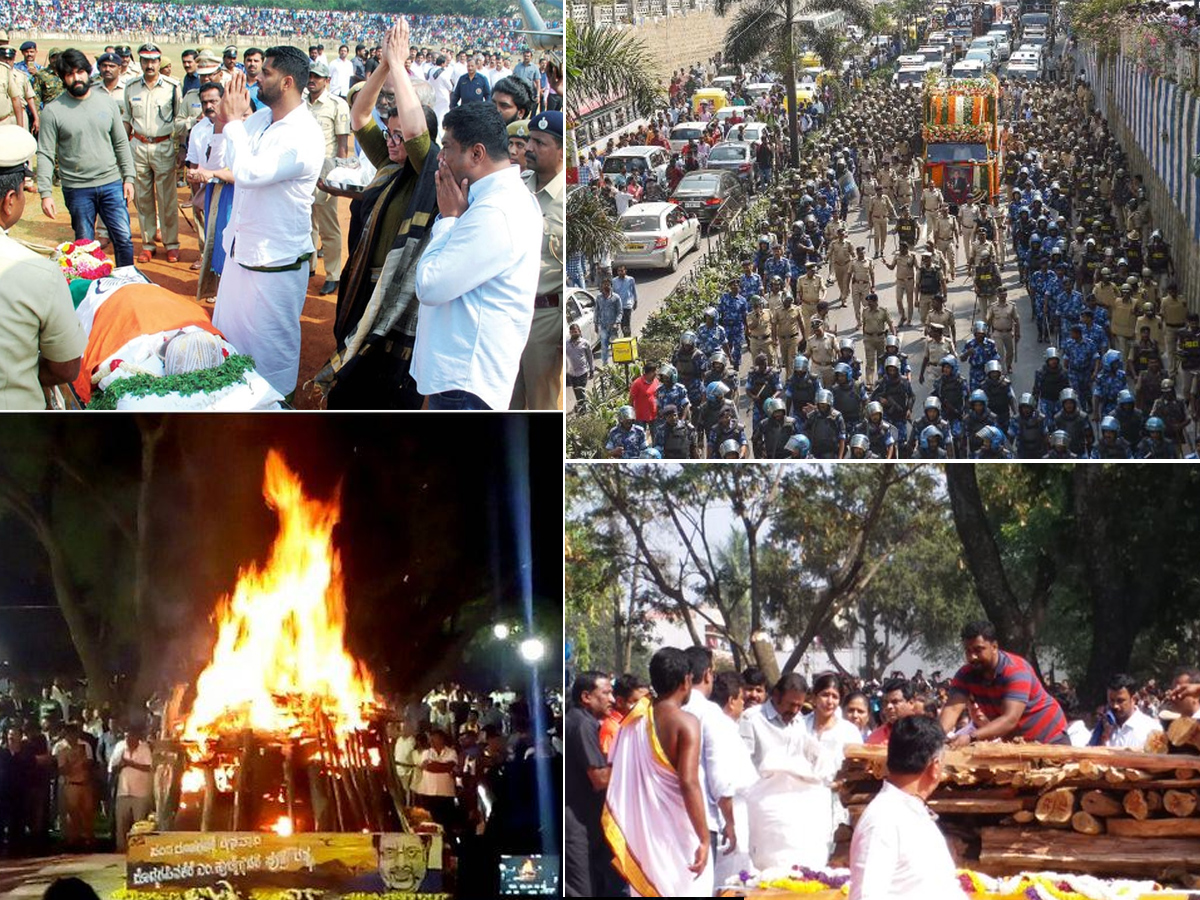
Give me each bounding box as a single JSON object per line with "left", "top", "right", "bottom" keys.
{"left": 566, "top": 287, "right": 599, "bottom": 350}
{"left": 669, "top": 121, "right": 710, "bottom": 154}
{"left": 601, "top": 146, "right": 670, "bottom": 186}
{"left": 704, "top": 141, "right": 759, "bottom": 192}
{"left": 669, "top": 168, "right": 748, "bottom": 229}
{"left": 895, "top": 66, "right": 929, "bottom": 89}
{"left": 612, "top": 202, "right": 702, "bottom": 272}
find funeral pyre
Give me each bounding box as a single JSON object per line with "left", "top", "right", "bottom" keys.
{"left": 836, "top": 727, "right": 1200, "bottom": 883}
{"left": 151, "top": 451, "right": 408, "bottom": 835}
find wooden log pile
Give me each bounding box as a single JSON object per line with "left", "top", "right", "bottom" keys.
{"left": 836, "top": 731, "right": 1200, "bottom": 881}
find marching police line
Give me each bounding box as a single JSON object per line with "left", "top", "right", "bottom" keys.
{"left": 603, "top": 71, "right": 1194, "bottom": 460}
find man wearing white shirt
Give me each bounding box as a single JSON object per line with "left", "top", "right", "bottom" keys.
{"left": 413, "top": 101, "right": 541, "bottom": 409}
{"left": 490, "top": 56, "right": 513, "bottom": 88}
{"left": 684, "top": 647, "right": 738, "bottom": 855}
{"left": 109, "top": 725, "right": 154, "bottom": 852}
{"left": 739, "top": 673, "right": 809, "bottom": 771}
{"left": 209, "top": 50, "right": 324, "bottom": 398}
{"left": 849, "top": 715, "right": 967, "bottom": 900}
{"left": 1099, "top": 673, "right": 1163, "bottom": 750}
{"left": 429, "top": 55, "right": 454, "bottom": 131}
{"left": 328, "top": 45, "right": 354, "bottom": 98}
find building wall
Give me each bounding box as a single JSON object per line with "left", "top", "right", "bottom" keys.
{"left": 618, "top": 10, "right": 734, "bottom": 82}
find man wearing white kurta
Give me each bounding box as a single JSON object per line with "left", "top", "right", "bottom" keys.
{"left": 849, "top": 715, "right": 967, "bottom": 900}
{"left": 209, "top": 48, "right": 324, "bottom": 397}
{"left": 414, "top": 101, "right": 540, "bottom": 410}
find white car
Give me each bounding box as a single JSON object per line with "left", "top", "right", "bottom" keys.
{"left": 566, "top": 287, "right": 599, "bottom": 350}
{"left": 963, "top": 48, "right": 995, "bottom": 70}
{"left": 612, "top": 202, "right": 701, "bottom": 273}
{"left": 987, "top": 31, "right": 1012, "bottom": 58}
{"left": 952, "top": 60, "right": 986, "bottom": 78}
{"left": 898, "top": 54, "right": 928, "bottom": 68}
{"left": 669, "top": 121, "right": 709, "bottom": 154}
{"left": 710, "top": 74, "right": 738, "bottom": 92}
{"left": 917, "top": 46, "right": 946, "bottom": 67}
{"left": 601, "top": 145, "right": 670, "bottom": 187}
{"left": 894, "top": 67, "right": 928, "bottom": 89}
{"left": 1006, "top": 63, "right": 1040, "bottom": 81}
{"left": 737, "top": 121, "right": 770, "bottom": 149}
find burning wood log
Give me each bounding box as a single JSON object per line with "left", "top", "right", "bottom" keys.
{"left": 1080, "top": 790, "right": 1124, "bottom": 817}
{"left": 200, "top": 766, "right": 217, "bottom": 832}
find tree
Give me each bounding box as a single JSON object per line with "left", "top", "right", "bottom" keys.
{"left": 716, "top": 0, "right": 873, "bottom": 167}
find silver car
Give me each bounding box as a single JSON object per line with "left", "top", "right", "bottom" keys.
{"left": 612, "top": 202, "right": 701, "bottom": 272}
{"left": 567, "top": 286, "right": 600, "bottom": 350}
{"left": 705, "top": 141, "right": 758, "bottom": 192}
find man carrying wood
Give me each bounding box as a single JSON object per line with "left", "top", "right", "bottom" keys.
{"left": 939, "top": 621, "right": 1069, "bottom": 749}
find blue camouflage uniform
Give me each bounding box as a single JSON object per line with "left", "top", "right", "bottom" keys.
{"left": 1033, "top": 363, "right": 1072, "bottom": 419}
{"left": 1027, "top": 269, "right": 1053, "bottom": 334}
{"left": 814, "top": 203, "right": 833, "bottom": 230}
{"left": 739, "top": 272, "right": 764, "bottom": 298}
{"left": 697, "top": 322, "right": 728, "bottom": 356}
{"left": 655, "top": 382, "right": 690, "bottom": 425}
{"left": 763, "top": 255, "right": 793, "bottom": 285}
{"left": 718, "top": 291, "right": 749, "bottom": 368}
{"left": 1061, "top": 336, "right": 1099, "bottom": 411}
{"left": 605, "top": 423, "right": 647, "bottom": 458}
{"left": 1092, "top": 365, "right": 1128, "bottom": 417}
{"left": 962, "top": 337, "right": 1000, "bottom": 389}
{"left": 1057, "top": 288, "right": 1085, "bottom": 338}
{"left": 1081, "top": 320, "right": 1109, "bottom": 353}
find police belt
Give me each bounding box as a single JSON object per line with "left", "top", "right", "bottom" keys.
{"left": 779, "top": 333, "right": 799, "bottom": 340}
{"left": 133, "top": 131, "right": 172, "bottom": 144}
{"left": 864, "top": 332, "right": 886, "bottom": 337}
{"left": 991, "top": 326, "right": 1013, "bottom": 333}
{"left": 1165, "top": 320, "right": 1186, "bottom": 329}
{"left": 535, "top": 292, "right": 560, "bottom": 308}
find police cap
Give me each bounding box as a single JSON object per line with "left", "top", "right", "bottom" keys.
{"left": 195, "top": 49, "right": 221, "bottom": 75}
{"left": 507, "top": 119, "right": 530, "bottom": 139}
{"left": 138, "top": 43, "right": 162, "bottom": 59}
{"left": 528, "top": 111, "right": 563, "bottom": 140}
{"left": 0, "top": 123, "right": 37, "bottom": 178}
{"left": 97, "top": 52, "right": 120, "bottom": 67}
{"left": 224, "top": 45, "right": 239, "bottom": 59}
{"left": 310, "top": 60, "right": 330, "bottom": 78}
{"left": 19, "top": 41, "right": 36, "bottom": 52}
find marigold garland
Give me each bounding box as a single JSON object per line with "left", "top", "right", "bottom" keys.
{"left": 86, "top": 354, "right": 257, "bottom": 410}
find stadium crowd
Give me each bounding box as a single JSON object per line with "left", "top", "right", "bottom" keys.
{"left": 4, "top": 1, "right": 538, "bottom": 53}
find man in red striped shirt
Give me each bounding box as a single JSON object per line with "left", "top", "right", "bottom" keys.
{"left": 938, "top": 620, "right": 1069, "bottom": 749}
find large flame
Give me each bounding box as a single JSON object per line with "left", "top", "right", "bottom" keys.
{"left": 182, "top": 450, "right": 375, "bottom": 751}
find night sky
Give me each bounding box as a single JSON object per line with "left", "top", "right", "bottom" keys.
{"left": 0, "top": 414, "right": 563, "bottom": 701}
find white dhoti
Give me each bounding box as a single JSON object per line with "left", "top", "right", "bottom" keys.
{"left": 602, "top": 698, "right": 714, "bottom": 898}
{"left": 213, "top": 262, "right": 308, "bottom": 396}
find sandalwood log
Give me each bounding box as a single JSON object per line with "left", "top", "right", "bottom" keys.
{"left": 1107, "top": 817, "right": 1200, "bottom": 838}
{"left": 842, "top": 742, "right": 1200, "bottom": 774}
{"left": 1012, "top": 809, "right": 1035, "bottom": 824}
{"left": 1145, "top": 731, "right": 1169, "bottom": 754}
{"left": 1146, "top": 790, "right": 1162, "bottom": 814}
{"left": 1123, "top": 789, "right": 1150, "bottom": 820}
{"left": 1175, "top": 768, "right": 1197, "bottom": 780}
{"left": 928, "top": 797, "right": 1033, "bottom": 815}
{"left": 1034, "top": 788, "right": 1075, "bottom": 825}
{"left": 1163, "top": 788, "right": 1198, "bottom": 817}
{"left": 1081, "top": 790, "right": 1124, "bottom": 817}
{"left": 1071, "top": 811, "right": 1103, "bottom": 834}
{"left": 979, "top": 826, "right": 1200, "bottom": 878}
{"left": 1168, "top": 717, "right": 1200, "bottom": 752}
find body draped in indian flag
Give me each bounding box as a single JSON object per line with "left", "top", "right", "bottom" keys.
{"left": 602, "top": 696, "right": 714, "bottom": 898}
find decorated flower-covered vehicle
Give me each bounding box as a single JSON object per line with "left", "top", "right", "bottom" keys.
{"left": 922, "top": 73, "right": 1004, "bottom": 205}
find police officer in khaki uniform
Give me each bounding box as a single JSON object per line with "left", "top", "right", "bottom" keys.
{"left": 747, "top": 294, "right": 774, "bottom": 365}
{"left": 866, "top": 189, "right": 895, "bottom": 259}
{"left": 1135, "top": 302, "right": 1165, "bottom": 350}
{"left": 306, "top": 60, "right": 351, "bottom": 295}
{"left": 920, "top": 179, "right": 943, "bottom": 241}
{"left": 514, "top": 110, "right": 564, "bottom": 410}
{"left": 796, "top": 260, "right": 825, "bottom": 324}
{"left": 986, "top": 287, "right": 1020, "bottom": 373}
{"left": 926, "top": 293, "right": 956, "bottom": 345}
{"left": 808, "top": 317, "right": 839, "bottom": 386}
{"left": 883, "top": 241, "right": 917, "bottom": 326}
{"left": 0, "top": 124, "right": 86, "bottom": 408}
{"left": 122, "top": 43, "right": 184, "bottom": 262}
{"left": 774, "top": 293, "right": 804, "bottom": 369}
{"left": 1110, "top": 283, "right": 1138, "bottom": 359}
{"left": 848, "top": 245, "right": 875, "bottom": 329}
{"left": 920, "top": 322, "right": 955, "bottom": 385}
{"left": 894, "top": 163, "right": 914, "bottom": 217}
{"left": 1093, "top": 267, "right": 1117, "bottom": 316}
{"left": 860, "top": 292, "right": 894, "bottom": 389}
{"left": 1160, "top": 284, "right": 1188, "bottom": 375}
{"left": 933, "top": 206, "right": 960, "bottom": 277}
{"left": 827, "top": 226, "right": 853, "bottom": 305}
{"left": 0, "top": 40, "right": 26, "bottom": 130}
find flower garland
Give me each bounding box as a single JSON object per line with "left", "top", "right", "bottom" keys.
{"left": 87, "top": 354, "right": 257, "bottom": 410}
{"left": 54, "top": 240, "right": 114, "bottom": 282}
{"left": 111, "top": 889, "right": 448, "bottom": 900}
{"left": 923, "top": 123, "right": 991, "bottom": 143}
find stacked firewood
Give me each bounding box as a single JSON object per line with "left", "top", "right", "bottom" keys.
{"left": 834, "top": 721, "right": 1200, "bottom": 881}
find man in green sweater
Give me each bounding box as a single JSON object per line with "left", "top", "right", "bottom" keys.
{"left": 36, "top": 49, "right": 135, "bottom": 267}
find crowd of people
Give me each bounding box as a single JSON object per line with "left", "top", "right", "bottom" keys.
{"left": 585, "top": 24, "right": 1196, "bottom": 458}
{"left": 565, "top": 620, "right": 1200, "bottom": 897}
{"left": 0, "top": 674, "right": 563, "bottom": 862}
{"left": 3, "top": 1, "right": 538, "bottom": 54}
{"left": 0, "top": 13, "right": 563, "bottom": 410}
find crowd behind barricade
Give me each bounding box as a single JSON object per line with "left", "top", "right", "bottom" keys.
{"left": 0, "top": 14, "right": 564, "bottom": 412}
{"left": 565, "top": 619, "right": 1200, "bottom": 897}
{"left": 576, "top": 20, "right": 1198, "bottom": 460}
{"left": 0, "top": 673, "right": 563, "bottom": 858}
{"left": 3, "top": 0, "right": 538, "bottom": 53}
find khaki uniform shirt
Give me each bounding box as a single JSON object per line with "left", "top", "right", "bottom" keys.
{"left": 868, "top": 195, "right": 895, "bottom": 221}
{"left": 522, "top": 167, "right": 564, "bottom": 298}
{"left": 862, "top": 307, "right": 892, "bottom": 337}
{"left": 180, "top": 87, "right": 205, "bottom": 133}
{"left": 934, "top": 215, "right": 959, "bottom": 242}
{"left": 1135, "top": 314, "right": 1165, "bottom": 348}
{"left": 925, "top": 335, "right": 955, "bottom": 367}
{"left": 773, "top": 305, "right": 803, "bottom": 339}
{"left": 0, "top": 64, "right": 22, "bottom": 123}
{"left": 1093, "top": 280, "right": 1117, "bottom": 313}
{"left": 308, "top": 90, "right": 351, "bottom": 158}
{"left": 748, "top": 308, "right": 773, "bottom": 339}
{"left": 829, "top": 238, "right": 853, "bottom": 268}
{"left": 1161, "top": 295, "right": 1188, "bottom": 328}
{"left": 927, "top": 306, "right": 955, "bottom": 338}
{"left": 850, "top": 257, "right": 874, "bottom": 288}
{"left": 1110, "top": 299, "right": 1138, "bottom": 338}
{"left": 797, "top": 274, "right": 825, "bottom": 304}
{"left": 808, "top": 332, "right": 838, "bottom": 368}
{"left": 0, "top": 229, "right": 87, "bottom": 410}
{"left": 921, "top": 186, "right": 943, "bottom": 215}
{"left": 122, "top": 75, "right": 184, "bottom": 141}
{"left": 987, "top": 301, "right": 1018, "bottom": 333}
{"left": 892, "top": 251, "right": 916, "bottom": 282}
